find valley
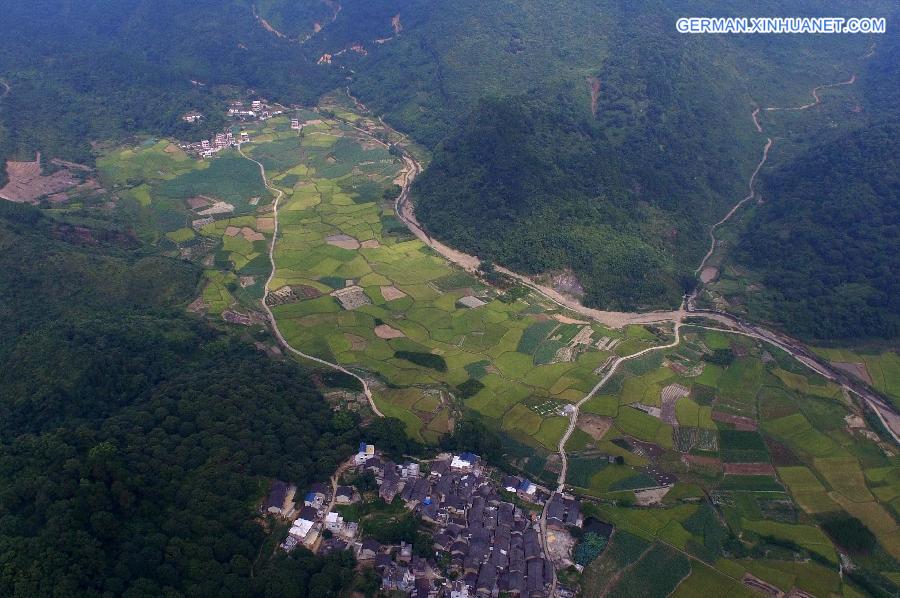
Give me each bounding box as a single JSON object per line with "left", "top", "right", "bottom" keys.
{"left": 86, "top": 87, "right": 899, "bottom": 596}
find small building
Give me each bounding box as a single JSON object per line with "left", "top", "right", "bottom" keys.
{"left": 359, "top": 538, "right": 381, "bottom": 560}
{"left": 335, "top": 485, "right": 354, "bottom": 504}
{"left": 304, "top": 483, "right": 328, "bottom": 509}
{"left": 400, "top": 462, "right": 421, "bottom": 478}
{"left": 181, "top": 111, "right": 203, "bottom": 123}
{"left": 262, "top": 480, "right": 295, "bottom": 516}
{"left": 289, "top": 518, "right": 314, "bottom": 539}
{"left": 290, "top": 118, "right": 302, "bottom": 130}
{"left": 451, "top": 452, "right": 477, "bottom": 471}
{"left": 324, "top": 511, "right": 344, "bottom": 532}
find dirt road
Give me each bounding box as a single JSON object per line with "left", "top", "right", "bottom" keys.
{"left": 238, "top": 144, "right": 385, "bottom": 418}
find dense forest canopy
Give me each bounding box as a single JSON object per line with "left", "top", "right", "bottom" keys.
{"left": 737, "top": 122, "right": 900, "bottom": 340}
{"left": 0, "top": 202, "right": 380, "bottom": 595}
{"left": 734, "top": 28, "right": 900, "bottom": 341}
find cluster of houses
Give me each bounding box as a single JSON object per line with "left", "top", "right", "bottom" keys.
{"left": 263, "top": 445, "right": 584, "bottom": 596}
{"left": 280, "top": 480, "right": 361, "bottom": 553}
{"left": 228, "top": 99, "right": 284, "bottom": 121}
{"left": 182, "top": 98, "right": 286, "bottom": 158}
{"left": 182, "top": 128, "right": 251, "bottom": 159}
{"left": 353, "top": 449, "right": 573, "bottom": 597}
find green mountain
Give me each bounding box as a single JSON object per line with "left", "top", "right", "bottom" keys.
{"left": 308, "top": 0, "right": 886, "bottom": 311}
{"left": 0, "top": 201, "right": 370, "bottom": 595}
{"left": 737, "top": 121, "right": 900, "bottom": 340}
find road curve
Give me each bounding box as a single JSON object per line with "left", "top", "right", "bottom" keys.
{"left": 554, "top": 306, "right": 686, "bottom": 492}
{"left": 238, "top": 144, "right": 385, "bottom": 418}
{"left": 695, "top": 137, "right": 772, "bottom": 275}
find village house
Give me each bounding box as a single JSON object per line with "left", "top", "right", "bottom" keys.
{"left": 335, "top": 485, "right": 354, "bottom": 505}
{"left": 262, "top": 480, "right": 295, "bottom": 516}
{"left": 304, "top": 482, "right": 329, "bottom": 510}
{"left": 358, "top": 538, "right": 381, "bottom": 560}
{"left": 324, "top": 511, "right": 344, "bottom": 533}
{"left": 181, "top": 111, "right": 203, "bottom": 123}
{"left": 450, "top": 452, "right": 478, "bottom": 472}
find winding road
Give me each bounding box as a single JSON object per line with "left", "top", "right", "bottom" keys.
{"left": 238, "top": 144, "right": 384, "bottom": 417}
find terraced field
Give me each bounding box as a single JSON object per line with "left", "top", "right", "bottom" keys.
{"left": 95, "top": 101, "right": 899, "bottom": 596}
{"left": 99, "top": 101, "right": 667, "bottom": 451}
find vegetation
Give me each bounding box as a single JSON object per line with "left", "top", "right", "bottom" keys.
{"left": 573, "top": 532, "right": 609, "bottom": 566}
{"left": 821, "top": 515, "right": 877, "bottom": 554}
{"left": 0, "top": 202, "right": 368, "bottom": 595}
{"left": 394, "top": 350, "right": 448, "bottom": 372}
{"left": 737, "top": 123, "right": 900, "bottom": 340}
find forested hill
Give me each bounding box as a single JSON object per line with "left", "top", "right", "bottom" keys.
{"left": 734, "top": 28, "right": 900, "bottom": 341}
{"left": 412, "top": 91, "right": 690, "bottom": 310}
{"left": 0, "top": 0, "right": 340, "bottom": 167}
{"left": 317, "top": 0, "right": 884, "bottom": 311}
{"left": 736, "top": 120, "right": 900, "bottom": 340}
{"left": 0, "top": 202, "right": 374, "bottom": 595}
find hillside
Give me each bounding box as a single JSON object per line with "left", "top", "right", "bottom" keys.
{"left": 312, "top": 0, "right": 885, "bottom": 311}
{"left": 736, "top": 123, "right": 900, "bottom": 340}
{"left": 0, "top": 201, "right": 373, "bottom": 595}
{"left": 0, "top": 0, "right": 892, "bottom": 314}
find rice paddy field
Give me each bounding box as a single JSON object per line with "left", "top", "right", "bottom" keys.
{"left": 96, "top": 99, "right": 899, "bottom": 595}
{"left": 570, "top": 325, "right": 898, "bottom": 595}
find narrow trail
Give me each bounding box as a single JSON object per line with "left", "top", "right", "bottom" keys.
{"left": 238, "top": 144, "right": 384, "bottom": 417}
{"left": 764, "top": 74, "right": 856, "bottom": 112}
{"left": 695, "top": 138, "right": 772, "bottom": 275}
{"left": 554, "top": 305, "right": 686, "bottom": 491}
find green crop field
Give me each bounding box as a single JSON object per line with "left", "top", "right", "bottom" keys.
{"left": 98, "top": 105, "right": 900, "bottom": 594}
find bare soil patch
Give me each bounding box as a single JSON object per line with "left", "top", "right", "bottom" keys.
{"left": 587, "top": 76, "right": 601, "bottom": 117}
{"left": 660, "top": 384, "right": 690, "bottom": 425}
{"left": 187, "top": 195, "right": 213, "bottom": 209}
{"left": 634, "top": 486, "right": 671, "bottom": 506}
{"left": 326, "top": 233, "right": 361, "bottom": 250}
{"left": 240, "top": 226, "right": 264, "bottom": 241}
{"left": 553, "top": 314, "right": 589, "bottom": 325}
{"left": 256, "top": 217, "right": 275, "bottom": 232}
{"left": 187, "top": 296, "right": 207, "bottom": 313}
{"left": 699, "top": 266, "right": 719, "bottom": 284}
{"left": 360, "top": 239, "right": 380, "bottom": 249}
{"left": 712, "top": 411, "right": 758, "bottom": 431}
{"left": 0, "top": 153, "right": 81, "bottom": 203}
{"left": 831, "top": 361, "right": 872, "bottom": 385}
{"left": 225, "top": 226, "right": 241, "bottom": 237}
{"left": 330, "top": 285, "right": 370, "bottom": 310}
{"left": 681, "top": 453, "right": 722, "bottom": 470}
{"left": 380, "top": 285, "right": 407, "bottom": 301}
{"left": 374, "top": 324, "right": 405, "bottom": 339}
{"left": 550, "top": 270, "right": 585, "bottom": 297}
{"left": 742, "top": 573, "right": 781, "bottom": 597}
{"left": 577, "top": 414, "right": 613, "bottom": 440}
{"left": 724, "top": 462, "right": 775, "bottom": 476}
{"left": 197, "top": 201, "right": 235, "bottom": 216}
{"left": 345, "top": 333, "right": 368, "bottom": 351}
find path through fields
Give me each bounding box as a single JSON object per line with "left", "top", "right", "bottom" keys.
{"left": 238, "top": 144, "right": 384, "bottom": 417}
